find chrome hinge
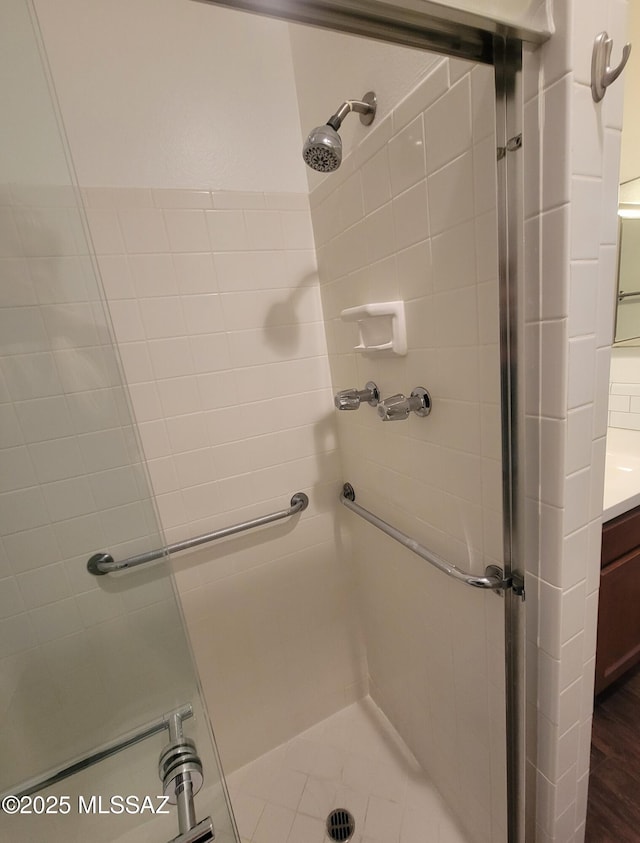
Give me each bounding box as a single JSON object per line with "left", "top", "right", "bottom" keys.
{"left": 497, "top": 134, "right": 523, "bottom": 160}
{"left": 489, "top": 569, "right": 525, "bottom": 599}
{"left": 511, "top": 571, "right": 525, "bottom": 600}
{"left": 486, "top": 564, "right": 516, "bottom": 596}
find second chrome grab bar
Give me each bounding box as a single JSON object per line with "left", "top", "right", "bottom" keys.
{"left": 340, "top": 483, "right": 509, "bottom": 590}
{"left": 88, "top": 492, "right": 309, "bottom": 575}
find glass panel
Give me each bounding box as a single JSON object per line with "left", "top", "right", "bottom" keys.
{"left": 184, "top": 14, "right": 505, "bottom": 843}
{"left": 1, "top": 4, "right": 512, "bottom": 843}
{"left": 293, "top": 37, "right": 508, "bottom": 843}
{"left": 0, "top": 2, "right": 236, "bottom": 842}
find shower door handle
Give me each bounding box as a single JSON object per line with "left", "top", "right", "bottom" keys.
{"left": 168, "top": 817, "right": 215, "bottom": 843}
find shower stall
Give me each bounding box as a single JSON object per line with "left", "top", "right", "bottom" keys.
{"left": 0, "top": 1, "right": 546, "bottom": 842}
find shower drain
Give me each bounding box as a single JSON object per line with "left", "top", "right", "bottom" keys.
{"left": 326, "top": 809, "right": 355, "bottom": 842}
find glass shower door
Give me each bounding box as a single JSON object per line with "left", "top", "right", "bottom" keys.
{"left": 0, "top": 2, "right": 236, "bottom": 841}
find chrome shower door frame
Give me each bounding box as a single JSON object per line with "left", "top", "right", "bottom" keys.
{"left": 196, "top": 2, "right": 535, "bottom": 841}
{"left": 494, "top": 36, "right": 526, "bottom": 843}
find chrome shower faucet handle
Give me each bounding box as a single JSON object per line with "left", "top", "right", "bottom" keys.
{"left": 378, "top": 387, "right": 431, "bottom": 421}
{"left": 334, "top": 381, "right": 380, "bottom": 410}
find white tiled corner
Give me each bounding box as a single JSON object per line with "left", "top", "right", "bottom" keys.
{"left": 227, "top": 700, "right": 468, "bottom": 843}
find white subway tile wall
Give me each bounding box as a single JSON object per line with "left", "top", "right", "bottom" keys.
{"left": 310, "top": 58, "right": 506, "bottom": 843}
{"left": 0, "top": 185, "right": 205, "bottom": 790}
{"left": 608, "top": 347, "right": 640, "bottom": 429}
{"left": 83, "top": 186, "right": 366, "bottom": 772}
{"left": 524, "top": 0, "right": 627, "bottom": 839}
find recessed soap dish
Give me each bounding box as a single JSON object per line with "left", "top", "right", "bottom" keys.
{"left": 340, "top": 301, "right": 407, "bottom": 356}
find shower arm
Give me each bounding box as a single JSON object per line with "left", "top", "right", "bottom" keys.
{"left": 327, "top": 92, "right": 376, "bottom": 130}
{"left": 328, "top": 100, "right": 370, "bottom": 128}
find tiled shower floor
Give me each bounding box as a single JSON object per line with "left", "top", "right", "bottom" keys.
{"left": 226, "top": 697, "right": 468, "bottom": 843}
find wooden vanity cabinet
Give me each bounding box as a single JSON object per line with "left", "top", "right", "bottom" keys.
{"left": 595, "top": 504, "right": 640, "bottom": 695}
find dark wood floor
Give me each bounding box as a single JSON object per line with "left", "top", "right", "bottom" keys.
{"left": 586, "top": 663, "right": 640, "bottom": 842}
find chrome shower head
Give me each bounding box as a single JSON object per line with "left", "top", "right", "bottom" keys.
{"left": 303, "top": 124, "right": 342, "bottom": 173}
{"left": 302, "top": 91, "right": 376, "bottom": 173}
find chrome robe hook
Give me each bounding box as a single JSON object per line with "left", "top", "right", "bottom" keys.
{"left": 591, "top": 31, "right": 632, "bottom": 102}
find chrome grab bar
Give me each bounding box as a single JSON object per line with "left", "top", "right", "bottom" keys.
{"left": 88, "top": 492, "right": 309, "bottom": 575}
{"left": 340, "top": 483, "right": 508, "bottom": 590}
{"left": 1, "top": 704, "right": 193, "bottom": 800}
{"left": 618, "top": 290, "right": 640, "bottom": 301}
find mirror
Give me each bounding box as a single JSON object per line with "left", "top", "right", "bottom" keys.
{"left": 614, "top": 177, "right": 640, "bottom": 344}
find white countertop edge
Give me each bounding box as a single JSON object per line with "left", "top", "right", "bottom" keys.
{"left": 602, "top": 427, "right": 640, "bottom": 522}
{"left": 603, "top": 490, "right": 640, "bottom": 523}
